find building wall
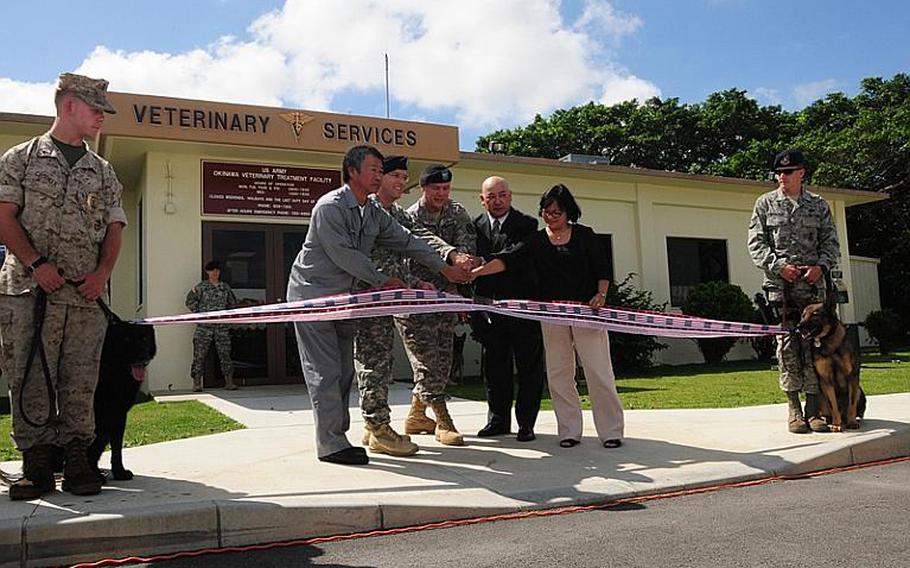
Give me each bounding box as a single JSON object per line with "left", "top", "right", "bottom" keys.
{"left": 849, "top": 255, "right": 882, "bottom": 346}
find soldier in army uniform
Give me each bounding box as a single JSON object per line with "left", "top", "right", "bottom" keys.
{"left": 748, "top": 149, "right": 841, "bottom": 434}
{"left": 354, "top": 156, "right": 458, "bottom": 457}
{"left": 397, "top": 164, "right": 477, "bottom": 446}
{"left": 0, "top": 73, "right": 127, "bottom": 499}
{"left": 185, "top": 260, "right": 239, "bottom": 391}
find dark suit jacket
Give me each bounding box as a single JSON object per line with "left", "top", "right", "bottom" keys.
{"left": 473, "top": 207, "right": 539, "bottom": 300}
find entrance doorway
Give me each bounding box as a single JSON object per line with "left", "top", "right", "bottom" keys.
{"left": 202, "top": 222, "right": 308, "bottom": 385}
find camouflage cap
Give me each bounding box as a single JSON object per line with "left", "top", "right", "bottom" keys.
{"left": 56, "top": 72, "right": 117, "bottom": 114}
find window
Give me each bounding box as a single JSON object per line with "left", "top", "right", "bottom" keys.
{"left": 597, "top": 233, "right": 615, "bottom": 283}
{"left": 666, "top": 237, "right": 728, "bottom": 307}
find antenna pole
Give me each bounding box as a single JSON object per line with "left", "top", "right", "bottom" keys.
{"left": 385, "top": 53, "right": 391, "bottom": 118}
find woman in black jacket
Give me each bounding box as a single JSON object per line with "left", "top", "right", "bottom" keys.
{"left": 472, "top": 184, "right": 624, "bottom": 449}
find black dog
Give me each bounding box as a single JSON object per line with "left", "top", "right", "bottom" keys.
{"left": 87, "top": 317, "right": 157, "bottom": 481}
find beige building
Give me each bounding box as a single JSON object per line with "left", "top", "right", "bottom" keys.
{"left": 0, "top": 93, "right": 885, "bottom": 395}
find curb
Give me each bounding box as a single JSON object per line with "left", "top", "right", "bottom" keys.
{"left": 3, "top": 427, "right": 907, "bottom": 568}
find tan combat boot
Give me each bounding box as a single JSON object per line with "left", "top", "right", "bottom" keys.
{"left": 404, "top": 395, "right": 437, "bottom": 434}
{"left": 366, "top": 423, "right": 419, "bottom": 456}
{"left": 430, "top": 400, "right": 465, "bottom": 446}
{"left": 786, "top": 391, "right": 809, "bottom": 434}
{"left": 224, "top": 374, "right": 239, "bottom": 391}
{"left": 804, "top": 393, "right": 830, "bottom": 433}
{"left": 362, "top": 426, "right": 410, "bottom": 446}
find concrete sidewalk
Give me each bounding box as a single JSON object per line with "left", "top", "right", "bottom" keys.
{"left": 2, "top": 385, "right": 908, "bottom": 568}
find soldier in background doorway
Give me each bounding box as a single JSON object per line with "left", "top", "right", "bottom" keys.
{"left": 186, "top": 260, "right": 239, "bottom": 391}
{"left": 747, "top": 149, "right": 841, "bottom": 433}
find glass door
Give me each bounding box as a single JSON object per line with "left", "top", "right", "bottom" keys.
{"left": 203, "top": 222, "right": 308, "bottom": 384}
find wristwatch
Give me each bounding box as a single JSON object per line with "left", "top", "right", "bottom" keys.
{"left": 26, "top": 256, "right": 48, "bottom": 274}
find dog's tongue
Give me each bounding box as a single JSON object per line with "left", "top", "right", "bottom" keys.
{"left": 131, "top": 366, "right": 147, "bottom": 382}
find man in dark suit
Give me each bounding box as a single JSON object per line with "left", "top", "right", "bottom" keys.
{"left": 472, "top": 176, "right": 545, "bottom": 442}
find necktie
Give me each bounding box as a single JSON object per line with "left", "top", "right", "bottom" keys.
{"left": 492, "top": 218, "right": 501, "bottom": 239}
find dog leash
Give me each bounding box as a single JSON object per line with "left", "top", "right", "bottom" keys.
{"left": 18, "top": 279, "right": 119, "bottom": 428}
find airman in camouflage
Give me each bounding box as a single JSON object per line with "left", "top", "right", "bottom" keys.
{"left": 0, "top": 73, "right": 126, "bottom": 499}
{"left": 354, "top": 156, "right": 454, "bottom": 456}
{"left": 186, "top": 260, "right": 239, "bottom": 391}
{"left": 397, "top": 164, "right": 477, "bottom": 446}
{"left": 747, "top": 149, "right": 841, "bottom": 433}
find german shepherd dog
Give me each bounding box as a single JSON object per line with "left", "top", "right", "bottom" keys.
{"left": 797, "top": 292, "right": 866, "bottom": 431}
{"left": 87, "top": 317, "right": 157, "bottom": 481}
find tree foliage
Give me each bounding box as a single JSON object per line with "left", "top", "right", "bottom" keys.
{"left": 478, "top": 74, "right": 910, "bottom": 331}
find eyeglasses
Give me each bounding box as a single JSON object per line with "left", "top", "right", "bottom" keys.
{"left": 541, "top": 208, "right": 565, "bottom": 218}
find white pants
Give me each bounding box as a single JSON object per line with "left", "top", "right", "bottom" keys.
{"left": 541, "top": 323, "right": 624, "bottom": 442}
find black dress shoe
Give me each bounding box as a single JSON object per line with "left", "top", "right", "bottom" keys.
{"left": 559, "top": 439, "right": 580, "bottom": 448}
{"left": 516, "top": 428, "right": 536, "bottom": 442}
{"left": 318, "top": 447, "right": 369, "bottom": 465}
{"left": 477, "top": 422, "right": 510, "bottom": 437}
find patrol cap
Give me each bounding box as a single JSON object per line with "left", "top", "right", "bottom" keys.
{"left": 56, "top": 72, "right": 117, "bottom": 114}
{"left": 204, "top": 260, "right": 221, "bottom": 271}
{"left": 383, "top": 155, "right": 408, "bottom": 174}
{"left": 419, "top": 164, "right": 452, "bottom": 186}
{"left": 773, "top": 149, "right": 805, "bottom": 172}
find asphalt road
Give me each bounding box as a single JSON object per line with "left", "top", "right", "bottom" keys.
{"left": 136, "top": 460, "right": 910, "bottom": 568}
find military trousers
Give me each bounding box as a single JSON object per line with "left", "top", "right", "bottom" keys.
{"left": 293, "top": 319, "right": 357, "bottom": 458}
{"left": 394, "top": 312, "right": 456, "bottom": 403}
{"left": 773, "top": 281, "right": 825, "bottom": 394}
{"left": 354, "top": 315, "right": 396, "bottom": 428}
{"left": 190, "top": 325, "right": 233, "bottom": 385}
{"left": 0, "top": 294, "right": 107, "bottom": 449}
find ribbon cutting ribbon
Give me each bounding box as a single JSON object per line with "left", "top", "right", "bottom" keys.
{"left": 139, "top": 289, "right": 779, "bottom": 339}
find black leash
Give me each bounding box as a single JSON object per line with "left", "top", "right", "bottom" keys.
{"left": 17, "top": 279, "right": 118, "bottom": 428}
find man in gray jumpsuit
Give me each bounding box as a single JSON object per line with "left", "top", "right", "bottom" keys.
{"left": 0, "top": 73, "right": 126, "bottom": 499}
{"left": 287, "top": 145, "right": 469, "bottom": 465}
{"left": 747, "top": 149, "right": 841, "bottom": 433}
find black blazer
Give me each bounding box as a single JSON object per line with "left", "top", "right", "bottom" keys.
{"left": 473, "top": 207, "right": 539, "bottom": 300}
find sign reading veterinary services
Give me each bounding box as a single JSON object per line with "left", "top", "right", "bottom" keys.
{"left": 201, "top": 161, "right": 340, "bottom": 218}
{"left": 101, "top": 92, "right": 459, "bottom": 163}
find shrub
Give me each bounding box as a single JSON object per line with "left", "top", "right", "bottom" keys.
{"left": 682, "top": 281, "right": 757, "bottom": 364}
{"left": 606, "top": 274, "right": 668, "bottom": 374}
{"left": 864, "top": 309, "right": 905, "bottom": 355}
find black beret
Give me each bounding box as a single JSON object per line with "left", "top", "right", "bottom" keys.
{"left": 773, "top": 149, "right": 806, "bottom": 172}
{"left": 383, "top": 155, "right": 408, "bottom": 174}
{"left": 419, "top": 164, "right": 452, "bottom": 186}
{"left": 204, "top": 260, "right": 221, "bottom": 271}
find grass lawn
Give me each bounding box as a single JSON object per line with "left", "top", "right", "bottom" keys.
{"left": 447, "top": 350, "right": 910, "bottom": 411}
{"left": 0, "top": 400, "right": 243, "bottom": 462}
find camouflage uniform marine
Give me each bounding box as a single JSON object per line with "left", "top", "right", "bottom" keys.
{"left": 354, "top": 193, "right": 453, "bottom": 428}
{"left": 0, "top": 133, "right": 126, "bottom": 452}
{"left": 186, "top": 280, "right": 238, "bottom": 390}
{"left": 395, "top": 195, "right": 475, "bottom": 404}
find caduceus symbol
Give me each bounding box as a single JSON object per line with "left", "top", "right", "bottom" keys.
{"left": 279, "top": 112, "right": 315, "bottom": 142}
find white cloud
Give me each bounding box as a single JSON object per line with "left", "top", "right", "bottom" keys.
{"left": 0, "top": 0, "right": 658, "bottom": 130}
{"left": 0, "top": 78, "right": 55, "bottom": 116}
{"left": 792, "top": 79, "right": 838, "bottom": 107}
{"left": 751, "top": 87, "right": 783, "bottom": 106}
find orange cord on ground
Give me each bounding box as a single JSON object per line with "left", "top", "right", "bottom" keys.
{"left": 69, "top": 454, "right": 910, "bottom": 568}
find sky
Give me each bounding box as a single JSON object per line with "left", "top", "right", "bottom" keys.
{"left": 1, "top": 0, "right": 908, "bottom": 150}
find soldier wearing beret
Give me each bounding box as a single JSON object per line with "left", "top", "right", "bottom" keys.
{"left": 747, "top": 149, "right": 841, "bottom": 434}
{"left": 397, "top": 164, "right": 477, "bottom": 446}
{"left": 185, "top": 260, "right": 239, "bottom": 392}
{"left": 0, "top": 73, "right": 127, "bottom": 499}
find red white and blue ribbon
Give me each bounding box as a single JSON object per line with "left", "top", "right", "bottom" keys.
{"left": 140, "top": 289, "right": 778, "bottom": 338}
